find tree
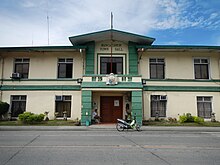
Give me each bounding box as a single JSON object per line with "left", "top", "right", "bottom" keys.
{"left": 0, "top": 101, "right": 9, "bottom": 120}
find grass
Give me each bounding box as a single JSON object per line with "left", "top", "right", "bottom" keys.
{"left": 0, "top": 120, "right": 80, "bottom": 126}
{"left": 0, "top": 119, "right": 220, "bottom": 127}
{"left": 143, "top": 120, "right": 220, "bottom": 127}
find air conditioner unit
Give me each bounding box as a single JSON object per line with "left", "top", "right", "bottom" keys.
{"left": 160, "top": 95, "right": 167, "bottom": 101}
{"left": 11, "top": 73, "right": 21, "bottom": 79}
{"left": 55, "top": 95, "right": 63, "bottom": 101}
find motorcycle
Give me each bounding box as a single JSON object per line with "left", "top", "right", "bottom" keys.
{"left": 116, "top": 116, "right": 141, "bottom": 131}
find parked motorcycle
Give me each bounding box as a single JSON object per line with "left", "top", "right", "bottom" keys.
{"left": 116, "top": 116, "right": 141, "bottom": 131}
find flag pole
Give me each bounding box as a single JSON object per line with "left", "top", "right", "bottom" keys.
{"left": 110, "top": 12, "right": 113, "bottom": 73}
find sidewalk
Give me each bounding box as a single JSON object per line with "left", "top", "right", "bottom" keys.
{"left": 1, "top": 125, "right": 220, "bottom": 132}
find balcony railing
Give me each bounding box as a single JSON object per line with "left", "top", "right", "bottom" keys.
{"left": 83, "top": 74, "right": 142, "bottom": 83}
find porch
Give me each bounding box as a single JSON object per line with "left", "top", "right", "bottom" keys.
{"left": 80, "top": 74, "right": 143, "bottom": 126}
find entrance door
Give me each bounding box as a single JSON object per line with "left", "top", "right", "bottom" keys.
{"left": 100, "top": 96, "right": 123, "bottom": 123}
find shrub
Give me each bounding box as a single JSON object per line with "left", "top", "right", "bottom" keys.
{"left": 179, "top": 113, "right": 204, "bottom": 124}
{"left": 194, "top": 116, "right": 204, "bottom": 123}
{"left": 186, "top": 113, "right": 194, "bottom": 122}
{"left": 0, "top": 101, "right": 9, "bottom": 116}
{"left": 179, "top": 115, "right": 187, "bottom": 123}
{"left": 19, "top": 112, "right": 45, "bottom": 124}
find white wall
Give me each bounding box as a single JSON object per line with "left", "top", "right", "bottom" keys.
{"left": 2, "top": 91, "right": 82, "bottom": 120}
{"left": 143, "top": 91, "right": 220, "bottom": 121}
{"left": 139, "top": 50, "right": 220, "bottom": 79}
{"left": 1, "top": 51, "right": 83, "bottom": 80}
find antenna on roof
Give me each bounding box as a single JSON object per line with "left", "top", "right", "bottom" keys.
{"left": 110, "top": 12, "right": 113, "bottom": 73}
{"left": 111, "top": 12, "right": 113, "bottom": 29}
{"left": 47, "top": 0, "right": 50, "bottom": 45}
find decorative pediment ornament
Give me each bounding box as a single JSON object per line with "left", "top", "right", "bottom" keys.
{"left": 106, "top": 73, "right": 118, "bottom": 85}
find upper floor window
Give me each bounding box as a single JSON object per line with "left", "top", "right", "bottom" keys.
{"left": 100, "top": 57, "right": 123, "bottom": 74}
{"left": 194, "top": 58, "right": 209, "bottom": 79}
{"left": 150, "top": 58, "right": 165, "bottom": 79}
{"left": 197, "top": 96, "right": 212, "bottom": 118}
{"left": 58, "top": 58, "right": 73, "bottom": 78}
{"left": 14, "top": 58, "right": 30, "bottom": 78}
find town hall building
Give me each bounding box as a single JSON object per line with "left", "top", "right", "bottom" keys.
{"left": 0, "top": 29, "right": 219, "bottom": 125}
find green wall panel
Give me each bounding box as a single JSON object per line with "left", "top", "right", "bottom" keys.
{"left": 85, "top": 42, "right": 95, "bottom": 74}
{"left": 131, "top": 91, "right": 143, "bottom": 125}
{"left": 81, "top": 90, "right": 92, "bottom": 126}
{"left": 128, "top": 42, "right": 138, "bottom": 75}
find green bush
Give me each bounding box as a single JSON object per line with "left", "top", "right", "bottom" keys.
{"left": 0, "top": 101, "right": 9, "bottom": 116}
{"left": 194, "top": 116, "right": 204, "bottom": 123}
{"left": 186, "top": 113, "right": 194, "bottom": 122}
{"left": 18, "top": 112, "right": 45, "bottom": 124}
{"left": 179, "top": 113, "right": 204, "bottom": 124}
{"left": 179, "top": 115, "right": 187, "bottom": 123}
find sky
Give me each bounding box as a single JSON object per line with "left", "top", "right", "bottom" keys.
{"left": 0, "top": 0, "right": 220, "bottom": 47}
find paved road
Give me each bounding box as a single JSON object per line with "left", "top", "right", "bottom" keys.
{"left": 0, "top": 128, "right": 220, "bottom": 165}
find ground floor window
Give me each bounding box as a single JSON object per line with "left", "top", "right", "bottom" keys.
{"left": 55, "top": 95, "right": 71, "bottom": 117}
{"left": 150, "top": 95, "right": 167, "bottom": 117}
{"left": 11, "top": 95, "right": 27, "bottom": 117}
{"left": 197, "top": 96, "right": 212, "bottom": 118}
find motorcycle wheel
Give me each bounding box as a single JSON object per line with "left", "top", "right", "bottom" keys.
{"left": 136, "top": 124, "right": 141, "bottom": 131}
{"left": 116, "top": 123, "right": 124, "bottom": 131}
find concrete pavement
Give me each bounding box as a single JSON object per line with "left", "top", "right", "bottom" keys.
{"left": 1, "top": 127, "right": 220, "bottom": 165}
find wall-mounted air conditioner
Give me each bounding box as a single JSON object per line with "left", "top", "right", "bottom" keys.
{"left": 160, "top": 95, "right": 167, "bottom": 101}
{"left": 55, "top": 95, "right": 63, "bottom": 101}
{"left": 11, "top": 73, "right": 21, "bottom": 79}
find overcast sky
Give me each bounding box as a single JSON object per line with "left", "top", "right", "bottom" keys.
{"left": 0, "top": 0, "right": 220, "bottom": 47}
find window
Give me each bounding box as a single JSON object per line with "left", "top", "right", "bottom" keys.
{"left": 55, "top": 95, "right": 71, "bottom": 117}
{"left": 58, "top": 58, "right": 73, "bottom": 78}
{"left": 197, "top": 96, "right": 212, "bottom": 118}
{"left": 150, "top": 58, "right": 165, "bottom": 79}
{"left": 14, "top": 58, "right": 30, "bottom": 78}
{"left": 100, "top": 57, "right": 123, "bottom": 74}
{"left": 194, "top": 58, "right": 209, "bottom": 79}
{"left": 11, "top": 95, "right": 27, "bottom": 117}
{"left": 150, "top": 95, "right": 167, "bottom": 117}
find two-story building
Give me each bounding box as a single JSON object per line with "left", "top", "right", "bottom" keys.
{"left": 0, "top": 29, "right": 220, "bottom": 125}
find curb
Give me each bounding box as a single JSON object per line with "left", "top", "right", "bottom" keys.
{"left": 1, "top": 126, "right": 220, "bottom": 132}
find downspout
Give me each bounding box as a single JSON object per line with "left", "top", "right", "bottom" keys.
{"left": 79, "top": 49, "right": 85, "bottom": 75}
{"left": 0, "top": 55, "right": 4, "bottom": 101}
{"left": 218, "top": 54, "right": 220, "bottom": 97}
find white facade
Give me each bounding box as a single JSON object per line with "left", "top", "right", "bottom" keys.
{"left": 0, "top": 29, "right": 219, "bottom": 124}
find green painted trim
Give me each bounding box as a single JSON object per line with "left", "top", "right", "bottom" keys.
{"left": 136, "top": 45, "right": 220, "bottom": 50}
{"left": 144, "top": 86, "right": 220, "bottom": 92}
{"left": 132, "top": 91, "right": 143, "bottom": 125}
{"left": 143, "top": 79, "right": 220, "bottom": 83}
{"left": 128, "top": 42, "right": 138, "bottom": 75}
{"left": 1, "top": 85, "right": 81, "bottom": 91}
{"left": 81, "top": 90, "right": 92, "bottom": 126}
{"left": 85, "top": 42, "right": 95, "bottom": 74}
{"left": 1, "top": 78, "right": 78, "bottom": 82}
{"left": 0, "top": 46, "right": 87, "bottom": 52}
{"left": 81, "top": 82, "right": 143, "bottom": 89}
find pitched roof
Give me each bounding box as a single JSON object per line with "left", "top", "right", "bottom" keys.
{"left": 69, "top": 29, "right": 155, "bottom": 45}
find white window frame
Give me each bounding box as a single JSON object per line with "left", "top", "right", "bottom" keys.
{"left": 97, "top": 54, "right": 126, "bottom": 75}
{"left": 149, "top": 57, "right": 166, "bottom": 79}
{"left": 197, "top": 96, "right": 213, "bottom": 119}
{"left": 57, "top": 58, "right": 74, "bottom": 79}
{"left": 193, "top": 57, "right": 210, "bottom": 80}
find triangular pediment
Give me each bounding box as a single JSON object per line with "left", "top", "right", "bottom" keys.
{"left": 69, "top": 29, "right": 155, "bottom": 46}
